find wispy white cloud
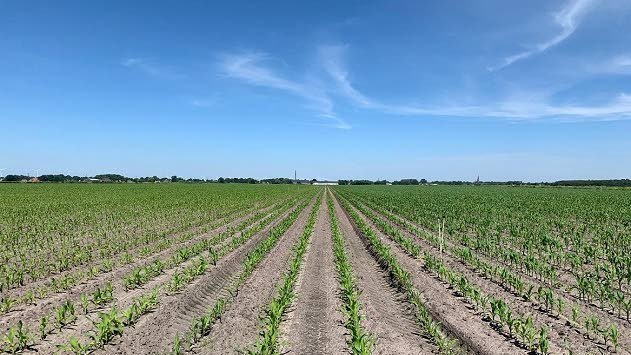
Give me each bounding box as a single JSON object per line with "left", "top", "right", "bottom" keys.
{"left": 490, "top": 0, "right": 598, "bottom": 71}
{"left": 121, "top": 57, "right": 182, "bottom": 79}
{"left": 319, "top": 45, "right": 374, "bottom": 108}
{"left": 217, "top": 51, "right": 351, "bottom": 129}
{"left": 591, "top": 54, "right": 631, "bottom": 75}
{"left": 219, "top": 42, "right": 631, "bottom": 125}
{"left": 189, "top": 98, "right": 215, "bottom": 108}
{"left": 319, "top": 44, "right": 631, "bottom": 121}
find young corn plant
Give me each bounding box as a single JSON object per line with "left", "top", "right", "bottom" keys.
{"left": 0, "top": 296, "right": 17, "bottom": 314}
{"left": 328, "top": 196, "right": 374, "bottom": 355}
{"left": 172, "top": 334, "right": 183, "bottom": 355}
{"left": 80, "top": 293, "right": 90, "bottom": 314}
{"left": 56, "top": 336, "right": 90, "bottom": 355}
{"left": 337, "top": 193, "right": 462, "bottom": 354}
{"left": 39, "top": 316, "right": 49, "bottom": 340}
{"left": 2, "top": 321, "right": 33, "bottom": 354}
{"left": 538, "top": 327, "right": 549, "bottom": 355}
{"left": 121, "top": 288, "right": 159, "bottom": 326}
{"left": 89, "top": 307, "right": 123, "bottom": 349}
{"left": 91, "top": 282, "right": 114, "bottom": 307}
{"left": 208, "top": 247, "right": 218, "bottom": 266}
{"left": 248, "top": 195, "right": 320, "bottom": 355}
{"left": 55, "top": 300, "right": 77, "bottom": 330}
{"left": 608, "top": 324, "right": 618, "bottom": 352}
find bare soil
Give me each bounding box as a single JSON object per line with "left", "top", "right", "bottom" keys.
{"left": 279, "top": 196, "right": 347, "bottom": 355}
{"left": 27, "top": 201, "right": 297, "bottom": 355}
{"left": 99, "top": 199, "right": 314, "bottom": 355}
{"left": 1, "top": 202, "right": 278, "bottom": 336}
{"left": 197, "top": 199, "right": 317, "bottom": 355}
{"left": 352, "top": 197, "right": 631, "bottom": 354}
{"left": 331, "top": 195, "right": 436, "bottom": 355}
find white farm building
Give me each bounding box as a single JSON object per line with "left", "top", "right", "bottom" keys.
{"left": 312, "top": 181, "right": 338, "bottom": 186}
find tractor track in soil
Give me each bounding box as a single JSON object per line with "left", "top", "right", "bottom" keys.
{"left": 1, "top": 201, "right": 281, "bottom": 335}
{"left": 346, "top": 194, "right": 631, "bottom": 354}
{"left": 97, "top": 196, "right": 316, "bottom": 355}
{"left": 28, "top": 199, "right": 303, "bottom": 355}
{"left": 335, "top": 192, "right": 528, "bottom": 355}
{"left": 195, "top": 196, "right": 318, "bottom": 355}
{"left": 331, "top": 194, "right": 437, "bottom": 355}
{"left": 279, "top": 194, "right": 347, "bottom": 355}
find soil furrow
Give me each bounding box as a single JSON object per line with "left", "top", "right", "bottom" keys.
{"left": 348, "top": 193, "right": 631, "bottom": 353}
{"left": 356, "top": 198, "right": 621, "bottom": 354}
{"left": 352, "top": 193, "right": 631, "bottom": 328}
{"left": 331, "top": 194, "right": 435, "bottom": 355}
{"left": 0, "top": 202, "right": 279, "bottom": 335}
{"left": 97, "top": 198, "right": 314, "bottom": 355}
{"left": 29, "top": 199, "right": 300, "bottom": 355}
{"left": 334, "top": 193, "right": 526, "bottom": 355}
{"left": 0, "top": 201, "right": 270, "bottom": 303}
{"left": 279, "top": 195, "right": 347, "bottom": 355}
{"left": 196, "top": 198, "right": 317, "bottom": 355}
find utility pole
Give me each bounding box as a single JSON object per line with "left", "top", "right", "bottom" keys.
{"left": 294, "top": 170, "right": 297, "bottom": 182}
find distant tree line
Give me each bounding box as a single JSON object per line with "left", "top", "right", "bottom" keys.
{"left": 337, "top": 178, "right": 631, "bottom": 187}
{"left": 2, "top": 173, "right": 630, "bottom": 187}
{"left": 217, "top": 177, "right": 258, "bottom": 184}
{"left": 2, "top": 175, "right": 36, "bottom": 182}
{"left": 337, "top": 179, "right": 427, "bottom": 185}
{"left": 338, "top": 179, "right": 387, "bottom": 185}
{"left": 259, "top": 177, "right": 295, "bottom": 184}
{"left": 0, "top": 174, "right": 308, "bottom": 184}
{"left": 548, "top": 179, "right": 631, "bottom": 187}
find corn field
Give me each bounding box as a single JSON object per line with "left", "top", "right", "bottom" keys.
{"left": 1, "top": 184, "right": 629, "bottom": 354}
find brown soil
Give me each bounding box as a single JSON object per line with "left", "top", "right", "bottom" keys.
{"left": 29, "top": 201, "right": 298, "bottom": 355}
{"left": 357, "top": 193, "right": 631, "bottom": 328}
{"left": 2, "top": 201, "right": 272, "bottom": 303}
{"left": 279, "top": 196, "right": 347, "bottom": 355}
{"left": 1, "top": 202, "right": 279, "bottom": 335}
{"left": 335, "top": 193, "right": 533, "bottom": 355}
{"left": 196, "top": 199, "right": 317, "bottom": 355}
{"left": 331, "top": 194, "right": 437, "bottom": 355}
{"left": 352, "top": 196, "right": 631, "bottom": 354}
{"left": 97, "top": 199, "right": 314, "bottom": 355}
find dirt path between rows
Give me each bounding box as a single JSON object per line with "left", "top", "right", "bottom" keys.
{"left": 353, "top": 199, "right": 617, "bottom": 354}
{"left": 336, "top": 193, "right": 530, "bottom": 355}
{"left": 1, "top": 201, "right": 270, "bottom": 304}
{"left": 348, "top": 195, "right": 631, "bottom": 354}
{"left": 197, "top": 199, "right": 318, "bottom": 355}
{"left": 3, "top": 202, "right": 280, "bottom": 338}
{"left": 331, "top": 195, "right": 436, "bottom": 355}
{"left": 279, "top": 195, "right": 347, "bottom": 355}
{"left": 97, "top": 199, "right": 315, "bottom": 355}
{"left": 30, "top": 201, "right": 296, "bottom": 355}
{"left": 352, "top": 193, "right": 631, "bottom": 328}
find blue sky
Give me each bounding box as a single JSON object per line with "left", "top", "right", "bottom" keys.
{"left": 2, "top": 0, "right": 631, "bottom": 181}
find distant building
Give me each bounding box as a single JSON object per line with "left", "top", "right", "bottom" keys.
{"left": 313, "top": 181, "right": 338, "bottom": 186}
{"left": 29, "top": 177, "right": 40, "bottom": 183}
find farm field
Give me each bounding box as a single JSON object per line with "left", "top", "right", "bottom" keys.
{"left": 0, "top": 184, "right": 629, "bottom": 355}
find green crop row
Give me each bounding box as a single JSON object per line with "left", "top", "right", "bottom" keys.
{"left": 170, "top": 194, "right": 316, "bottom": 354}
{"left": 340, "top": 189, "right": 622, "bottom": 351}
{"left": 327, "top": 193, "right": 374, "bottom": 355}
{"left": 335, "top": 193, "right": 462, "bottom": 354}
{"left": 246, "top": 193, "right": 321, "bottom": 354}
